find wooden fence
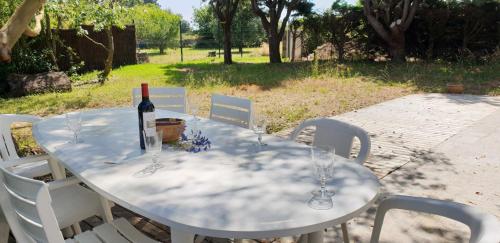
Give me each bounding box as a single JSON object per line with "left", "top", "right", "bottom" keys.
{"left": 57, "top": 25, "right": 137, "bottom": 71}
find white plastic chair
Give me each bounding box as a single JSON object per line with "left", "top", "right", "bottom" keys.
{"left": 0, "top": 114, "right": 52, "bottom": 178}
{"left": 209, "top": 94, "right": 253, "bottom": 129}
{"left": 132, "top": 87, "right": 187, "bottom": 113}
{"left": 290, "top": 118, "right": 371, "bottom": 164}
{"left": 370, "top": 195, "right": 500, "bottom": 243}
{"left": 0, "top": 161, "right": 159, "bottom": 243}
{"left": 290, "top": 118, "right": 371, "bottom": 243}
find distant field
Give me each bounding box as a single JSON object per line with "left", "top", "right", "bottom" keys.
{"left": 141, "top": 47, "right": 266, "bottom": 64}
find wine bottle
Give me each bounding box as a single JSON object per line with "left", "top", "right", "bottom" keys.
{"left": 138, "top": 83, "right": 155, "bottom": 150}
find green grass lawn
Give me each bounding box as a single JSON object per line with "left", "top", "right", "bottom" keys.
{"left": 2, "top": 49, "right": 499, "bottom": 155}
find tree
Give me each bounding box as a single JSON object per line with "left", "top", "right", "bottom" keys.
{"left": 205, "top": 0, "right": 240, "bottom": 64}
{"left": 1, "top": 0, "right": 46, "bottom": 62}
{"left": 193, "top": 4, "right": 264, "bottom": 49}
{"left": 302, "top": 13, "right": 323, "bottom": 57}
{"left": 322, "top": 1, "right": 363, "bottom": 62}
{"left": 363, "top": 0, "right": 420, "bottom": 62}
{"left": 250, "top": 0, "right": 312, "bottom": 63}
{"left": 289, "top": 18, "right": 302, "bottom": 61}
{"left": 180, "top": 19, "right": 191, "bottom": 33}
{"left": 232, "top": 1, "right": 266, "bottom": 54}
{"left": 130, "top": 4, "right": 179, "bottom": 54}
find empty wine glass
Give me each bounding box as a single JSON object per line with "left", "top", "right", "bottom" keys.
{"left": 307, "top": 146, "right": 336, "bottom": 210}
{"left": 189, "top": 99, "right": 199, "bottom": 121}
{"left": 252, "top": 116, "right": 267, "bottom": 149}
{"left": 65, "top": 112, "right": 82, "bottom": 144}
{"left": 135, "top": 130, "right": 164, "bottom": 177}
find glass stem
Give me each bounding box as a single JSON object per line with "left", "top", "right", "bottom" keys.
{"left": 258, "top": 134, "right": 262, "bottom": 146}
{"left": 74, "top": 132, "right": 78, "bottom": 143}
{"left": 320, "top": 176, "right": 327, "bottom": 197}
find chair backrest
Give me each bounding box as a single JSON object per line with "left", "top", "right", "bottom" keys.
{"left": 0, "top": 114, "right": 41, "bottom": 162}
{"left": 209, "top": 94, "right": 253, "bottom": 129}
{"left": 289, "top": 118, "right": 371, "bottom": 164}
{"left": 0, "top": 166, "right": 65, "bottom": 243}
{"left": 370, "top": 195, "right": 500, "bottom": 243}
{"left": 132, "top": 87, "right": 187, "bottom": 113}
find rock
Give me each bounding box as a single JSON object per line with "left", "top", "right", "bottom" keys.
{"left": 7, "top": 71, "right": 72, "bottom": 97}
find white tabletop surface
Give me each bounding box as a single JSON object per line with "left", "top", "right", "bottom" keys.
{"left": 33, "top": 108, "right": 380, "bottom": 239}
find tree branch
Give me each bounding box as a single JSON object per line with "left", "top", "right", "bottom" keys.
{"left": 402, "top": 0, "right": 418, "bottom": 30}
{"left": 251, "top": 0, "right": 270, "bottom": 31}
{"left": 82, "top": 33, "right": 109, "bottom": 51}
{"left": 363, "top": 0, "right": 391, "bottom": 42}
{"left": 23, "top": 6, "right": 44, "bottom": 37}
{"left": 401, "top": 0, "right": 409, "bottom": 24}
{"left": 1, "top": 0, "right": 46, "bottom": 62}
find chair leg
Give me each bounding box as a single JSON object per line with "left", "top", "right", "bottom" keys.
{"left": 341, "top": 223, "right": 350, "bottom": 243}
{"left": 0, "top": 210, "right": 9, "bottom": 243}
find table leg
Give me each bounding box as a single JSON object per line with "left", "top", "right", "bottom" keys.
{"left": 308, "top": 231, "right": 324, "bottom": 243}
{"left": 171, "top": 228, "right": 195, "bottom": 243}
{"left": 341, "top": 223, "right": 350, "bottom": 243}
{"left": 99, "top": 196, "right": 114, "bottom": 223}
{"left": 47, "top": 157, "right": 65, "bottom": 180}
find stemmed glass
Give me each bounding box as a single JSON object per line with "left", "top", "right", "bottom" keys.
{"left": 189, "top": 98, "right": 200, "bottom": 132}
{"left": 308, "top": 146, "right": 336, "bottom": 210}
{"left": 139, "top": 130, "right": 163, "bottom": 175}
{"left": 252, "top": 116, "right": 267, "bottom": 149}
{"left": 65, "top": 112, "right": 82, "bottom": 144}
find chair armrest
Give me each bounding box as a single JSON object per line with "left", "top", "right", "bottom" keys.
{"left": 370, "top": 195, "right": 500, "bottom": 243}
{"left": 1, "top": 154, "right": 51, "bottom": 169}
{"left": 47, "top": 177, "right": 81, "bottom": 190}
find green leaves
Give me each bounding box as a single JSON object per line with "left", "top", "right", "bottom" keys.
{"left": 128, "top": 4, "right": 180, "bottom": 50}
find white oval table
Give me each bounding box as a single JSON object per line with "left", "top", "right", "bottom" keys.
{"left": 33, "top": 108, "right": 380, "bottom": 243}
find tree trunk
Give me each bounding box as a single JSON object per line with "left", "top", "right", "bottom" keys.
{"left": 388, "top": 31, "right": 406, "bottom": 62}
{"left": 426, "top": 37, "right": 434, "bottom": 60}
{"left": 291, "top": 32, "right": 296, "bottom": 62}
{"left": 268, "top": 31, "right": 282, "bottom": 63}
{"left": 159, "top": 46, "right": 165, "bottom": 54}
{"left": 44, "top": 14, "right": 58, "bottom": 70}
{"left": 223, "top": 22, "right": 233, "bottom": 65}
{"left": 337, "top": 46, "right": 345, "bottom": 62}
{"left": 100, "top": 27, "right": 114, "bottom": 84}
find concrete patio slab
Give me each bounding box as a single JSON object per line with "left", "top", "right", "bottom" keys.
{"left": 319, "top": 94, "right": 500, "bottom": 242}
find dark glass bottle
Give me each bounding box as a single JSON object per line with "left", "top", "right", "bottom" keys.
{"left": 138, "top": 83, "right": 155, "bottom": 150}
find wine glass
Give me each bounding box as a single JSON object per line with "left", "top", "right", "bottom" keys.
{"left": 189, "top": 98, "right": 200, "bottom": 133}
{"left": 307, "top": 146, "right": 336, "bottom": 210}
{"left": 65, "top": 112, "right": 82, "bottom": 144}
{"left": 189, "top": 99, "right": 199, "bottom": 121}
{"left": 138, "top": 130, "right": 163, "bottom": 176}
{"left": 252, "top": 116, "right": 267, "bottom": 149}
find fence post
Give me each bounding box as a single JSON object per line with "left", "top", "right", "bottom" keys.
{"left": 179, "top": 20, "right": 183, "bottom": 62}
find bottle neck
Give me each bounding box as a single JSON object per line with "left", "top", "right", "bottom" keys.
{"left": 141, "top": 83, "right": 149, "bottom": 101}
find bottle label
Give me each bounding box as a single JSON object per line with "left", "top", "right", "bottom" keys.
{"left": 143, "top": 112, "right": 156, "bottom": 136}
